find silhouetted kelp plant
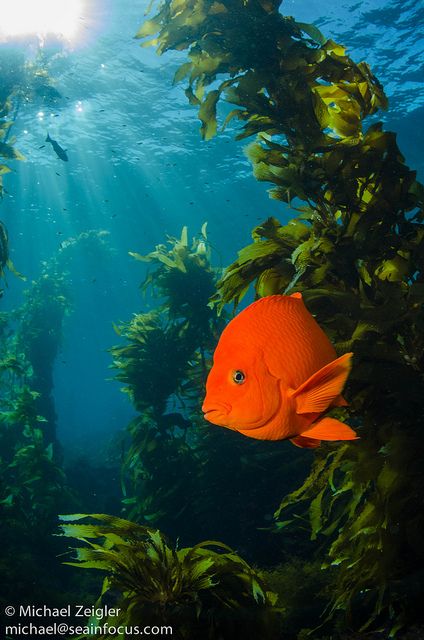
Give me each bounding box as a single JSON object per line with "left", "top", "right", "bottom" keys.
{"left": 0, "top": 266, "right": 70, "bottom": 613}
{"left": 0, "top": 231, "right": 111, "bottom": 617}
{"left": 131, "top": 0, "right": 424, "bottom": 636}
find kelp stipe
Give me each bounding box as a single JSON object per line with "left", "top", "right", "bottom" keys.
{"left": 136, "top": 0, "right": 424, "bottom": 634}
{"left": 58, "top": 513, "right": 282, "bottom": 640}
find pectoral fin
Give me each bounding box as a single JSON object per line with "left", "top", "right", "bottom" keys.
{"left": 302, "top": 416, "right": 358, "bottom": 441}
{"left": 293, "top": 352, "right": 353, "bottom": 415}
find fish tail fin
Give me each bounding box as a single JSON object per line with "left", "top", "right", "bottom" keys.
{"left": 290, "top": 435, "right": 321, "bottom": 448}
{"left": 293, "top": 352, "right": 353, "bottom": 415}
{"left": 46, "top": 133, "right": 51, "bottom": 142}
{"left": 302, "top": 416, "right": 358, "bottom": 442}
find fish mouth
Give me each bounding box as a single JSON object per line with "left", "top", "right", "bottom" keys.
{"left": 202, "top": 402, "right": 231, "bottom": 426}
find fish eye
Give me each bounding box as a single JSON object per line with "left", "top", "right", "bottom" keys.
{"left": 232, "top": 370, "right": 246, "bottom": 385}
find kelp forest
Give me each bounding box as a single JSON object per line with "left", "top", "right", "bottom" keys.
{"left": 1, "top": 0, "right": 423, "bottom": 639}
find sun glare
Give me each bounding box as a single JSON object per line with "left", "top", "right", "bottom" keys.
{"left": 0, "top": 0, "right": 84, "bottom": 40}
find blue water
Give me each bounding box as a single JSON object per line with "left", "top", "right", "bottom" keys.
{"left": 1, "top": 0, "right": 423, "bottom": 457}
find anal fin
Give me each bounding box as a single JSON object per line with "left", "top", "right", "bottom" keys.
{"left": 290, "top": 435, "right": 321, "bottom": 449}
{"left": 303, "top": 416, "right": 358, "bottom": 442}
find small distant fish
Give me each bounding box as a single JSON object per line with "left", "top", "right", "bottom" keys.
{"left": 202, "top": 293, "right": 357, "bottom": 448}
{"left": 38, "top": 145, "right": 46, "bottom": 149}
{"left": 46, "top": 133, "right": 68, "bottom": 161}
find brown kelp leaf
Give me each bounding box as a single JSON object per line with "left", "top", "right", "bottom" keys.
{"left": 198, "top": 89, "right": 220, "bottom": 140}
{"left": 135, "top": 19, "right": 161, "bottom": 38}
{"left": 256, "top": 265, "right": 294, "bottom": 297}
{"left": 173, "top": 62, "right": 193, "bottom": 84}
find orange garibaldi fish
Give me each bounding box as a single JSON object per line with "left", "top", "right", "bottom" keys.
{"left": 202, "top": 293, "right": 358, "bottom": 448}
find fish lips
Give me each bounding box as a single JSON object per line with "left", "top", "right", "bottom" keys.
{"left": 202, "top": 401, "right": 231, "bottom": 426}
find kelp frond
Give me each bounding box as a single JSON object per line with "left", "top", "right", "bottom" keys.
{"left": 130, "top": 224, "right": 218, "bottom": 330}
{"left": 130, "top": 223, "right": 210, "bottom": 273}
{"left": 59, "top": 514, "right": 281, "bottom": 639}
{"left": 110, "top": 311, "right": 194, "bottom": 414}
{"left": 137, "top": 0, "right": 386, "bottom": 146}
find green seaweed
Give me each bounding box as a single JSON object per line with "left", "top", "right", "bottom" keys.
{"left": 136, "top": 0, "right": 386, "bottom": 148}
{"left": 131, "top": 223, "right": 219, "bottom": 335}
{"left": 59, "top": 513, "right": 281, "bottom": 640}
{"left": 0, "top": 336, "right": 67, "bottom": 537}
{"left": 111, "top": 311, "right": 197, "bottom": 416}
{"left": 110, "top": 227, "right": 224, "bottom": 535}
{"left": 262, "top": 558, "right": 336, "bottom": 637}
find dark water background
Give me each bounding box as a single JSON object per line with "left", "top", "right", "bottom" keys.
{"left": 1, "top": 0, "right": 423, "bottom": 485}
